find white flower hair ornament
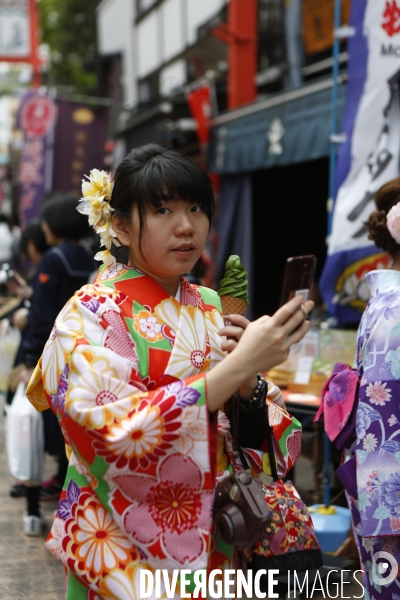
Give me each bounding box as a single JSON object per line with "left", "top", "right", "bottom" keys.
{"left": 77, "top": 169, "right": 120, "bottom": 265}
{"left": 387, "top": 201, "right": 400, "bottom": 244}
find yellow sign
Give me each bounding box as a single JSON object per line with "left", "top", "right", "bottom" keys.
{"left": 303, "top": 0, "right": 352, "bottom": 55}
{"left": 72, "top": 108, "right": 95, "bottom": 125}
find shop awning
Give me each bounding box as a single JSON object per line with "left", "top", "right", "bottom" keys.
{"left": 207, "top": 79, "right": 346, "bottom": 173}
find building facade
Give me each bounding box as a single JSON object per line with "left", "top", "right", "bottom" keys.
{"left": 96, "top": 0, "right": 351, "bottom": 314}
{"left": 97, "top": 0, "right": 228, "bottom": 161}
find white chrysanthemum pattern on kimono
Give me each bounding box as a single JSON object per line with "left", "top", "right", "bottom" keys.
{"left": 66, "top": 348, "right": 140, "bottom": 428}
{"left": 155, "top": 299, "right": 210, "bottom": 378}
{"left": 42, "top": 299, "right": 85, "bottom": 394}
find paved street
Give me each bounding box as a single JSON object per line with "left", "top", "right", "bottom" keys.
{"left": 0, "top": 397, "right": 64, "bottom": 600}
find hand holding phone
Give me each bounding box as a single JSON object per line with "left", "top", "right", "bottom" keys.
{"left": 279, "top": 255, "right": 317, "bottom": 308}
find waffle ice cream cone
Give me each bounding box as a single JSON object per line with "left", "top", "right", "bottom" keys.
{"left": 221, "top": 296, "right": 248, "bottom": 325}
{"left": 218, "top": 255, "right": 249, "bottom": 327}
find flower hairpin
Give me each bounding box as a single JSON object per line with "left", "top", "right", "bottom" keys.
{"left": 387, "top": 201, "right": 400, "bottom": 244}
{"left": 77, "top": 169, "right": 120, "bottom": 265}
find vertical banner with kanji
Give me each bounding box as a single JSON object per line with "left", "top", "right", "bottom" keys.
{"left": 51, "top": 100, "right": 108, "bottom": 196}
{"left": 18, "top": 90, "right": 56, "bottom": 228}
{"left": 320, "top": 0, "right": 400, "bottom": 324}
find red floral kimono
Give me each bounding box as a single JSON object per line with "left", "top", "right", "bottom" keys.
{"left": 27, "top": 263, "right": 291, "bottom": 599}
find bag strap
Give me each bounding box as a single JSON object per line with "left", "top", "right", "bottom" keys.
{"left": 230, "top": 395, "right": 251, "bottom": 469}
{"left": 265, "top": 398, "right": 279, "bottom": 481}
{"left": 231, "top": 394, "right": 240, "bottom": 454}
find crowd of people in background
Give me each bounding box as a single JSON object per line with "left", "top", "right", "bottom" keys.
{"left": 0, "top": 196, "right": 98, "bottom": 535}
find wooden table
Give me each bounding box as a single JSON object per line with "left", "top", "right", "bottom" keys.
{"left": 282, "top": 390, "right": 321, "bottom": 415}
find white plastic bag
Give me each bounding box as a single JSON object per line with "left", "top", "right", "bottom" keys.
{"left": 6, "top": 382, "right": 44, "bottom": 484}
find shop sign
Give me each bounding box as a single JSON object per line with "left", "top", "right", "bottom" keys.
{"left": 302, "top": 0, "right": 352, "bottom": 55}
{"left": 51, "top": 100, "right": 108, "bottom": 197}
{"left": 0, "top": 0, "right": 30, "bottom": 58}
{"left": 18, "top": 93, "right": 108, "bottom": 227}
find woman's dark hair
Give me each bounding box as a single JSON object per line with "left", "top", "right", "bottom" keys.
{"left": 366, "top": 178, "right": 400, "bottom": 255}
{"left": 20, "top": 219, "right": 50, "bottom": 256}
{"left": 111, "top": 143, "right": 215, "bottom": 240}
{"left": 40, "top": 194, "right": 91, "bottom": 241}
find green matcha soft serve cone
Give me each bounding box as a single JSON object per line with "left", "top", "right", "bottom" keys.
{"left": 218, "top": 255, "right": 249, "bottom": 322}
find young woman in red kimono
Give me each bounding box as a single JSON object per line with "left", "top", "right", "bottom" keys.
{"left": 27, "top": 143, "right": 313, "bottom": 599}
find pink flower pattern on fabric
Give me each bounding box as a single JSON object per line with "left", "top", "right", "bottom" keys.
{"left": 366, "top": 381, "right": 392, "bottom": 406}
{"left": 114, "top": 453, "right": 212, "bottom": 564}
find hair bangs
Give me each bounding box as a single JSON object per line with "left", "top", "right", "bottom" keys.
{"left": 134, "top": 157, "right": 212, "bottom": 214}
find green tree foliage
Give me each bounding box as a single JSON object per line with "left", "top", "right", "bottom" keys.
{"left": 39, "top": 0, "right": 98, "bottom": 94}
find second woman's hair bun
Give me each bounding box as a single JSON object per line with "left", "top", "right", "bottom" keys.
{"left": 366, "top": 208, "right": 396, "bottom": 253}
{"left": 366, "top": 177, "right": 400, "bottom": 254}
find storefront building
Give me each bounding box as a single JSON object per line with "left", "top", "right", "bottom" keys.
{"left": 208, "top": 78, "right": 347, "bottom": 317}
{"left": 96, "top": 0, "right": 351, "bottom": 315}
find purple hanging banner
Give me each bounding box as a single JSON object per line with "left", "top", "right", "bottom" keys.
{"left": 51, "top": 99, "right": 108, "bottom": 197}
{"left": 18, "top": 90, "right": 56, "bottom": 228}
{"left": 320, "top": 0, "right": 400, "bottom": 324}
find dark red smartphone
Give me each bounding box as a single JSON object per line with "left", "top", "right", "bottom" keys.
{"left": 279, "top": 255, "right": 317, "bottom": 307}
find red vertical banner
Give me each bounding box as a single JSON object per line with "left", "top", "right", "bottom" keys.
{"left": 187, "top": 85, "right": 212, "bottom": 146}
{"left": 18, "top": 90, "right": 56, "bottom": 228}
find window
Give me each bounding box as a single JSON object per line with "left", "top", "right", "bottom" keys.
{"left": 136, "top": 0, "right": 158, "bottom": 15}
{"left": 258, "top": 0, "right": 286, "bottom": 93}
{"left": 138, "top": 71, "right": 159, "bottom": 105}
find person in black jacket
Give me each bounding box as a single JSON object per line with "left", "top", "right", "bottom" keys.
{"left": 6, "top": 221, "right": 49, "bottom": 499}
{"left": 6, "top": 220, "right": 50, "bottom": 404}
{"left": 16, "top": 194, "right": 97, "bottom": 536}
